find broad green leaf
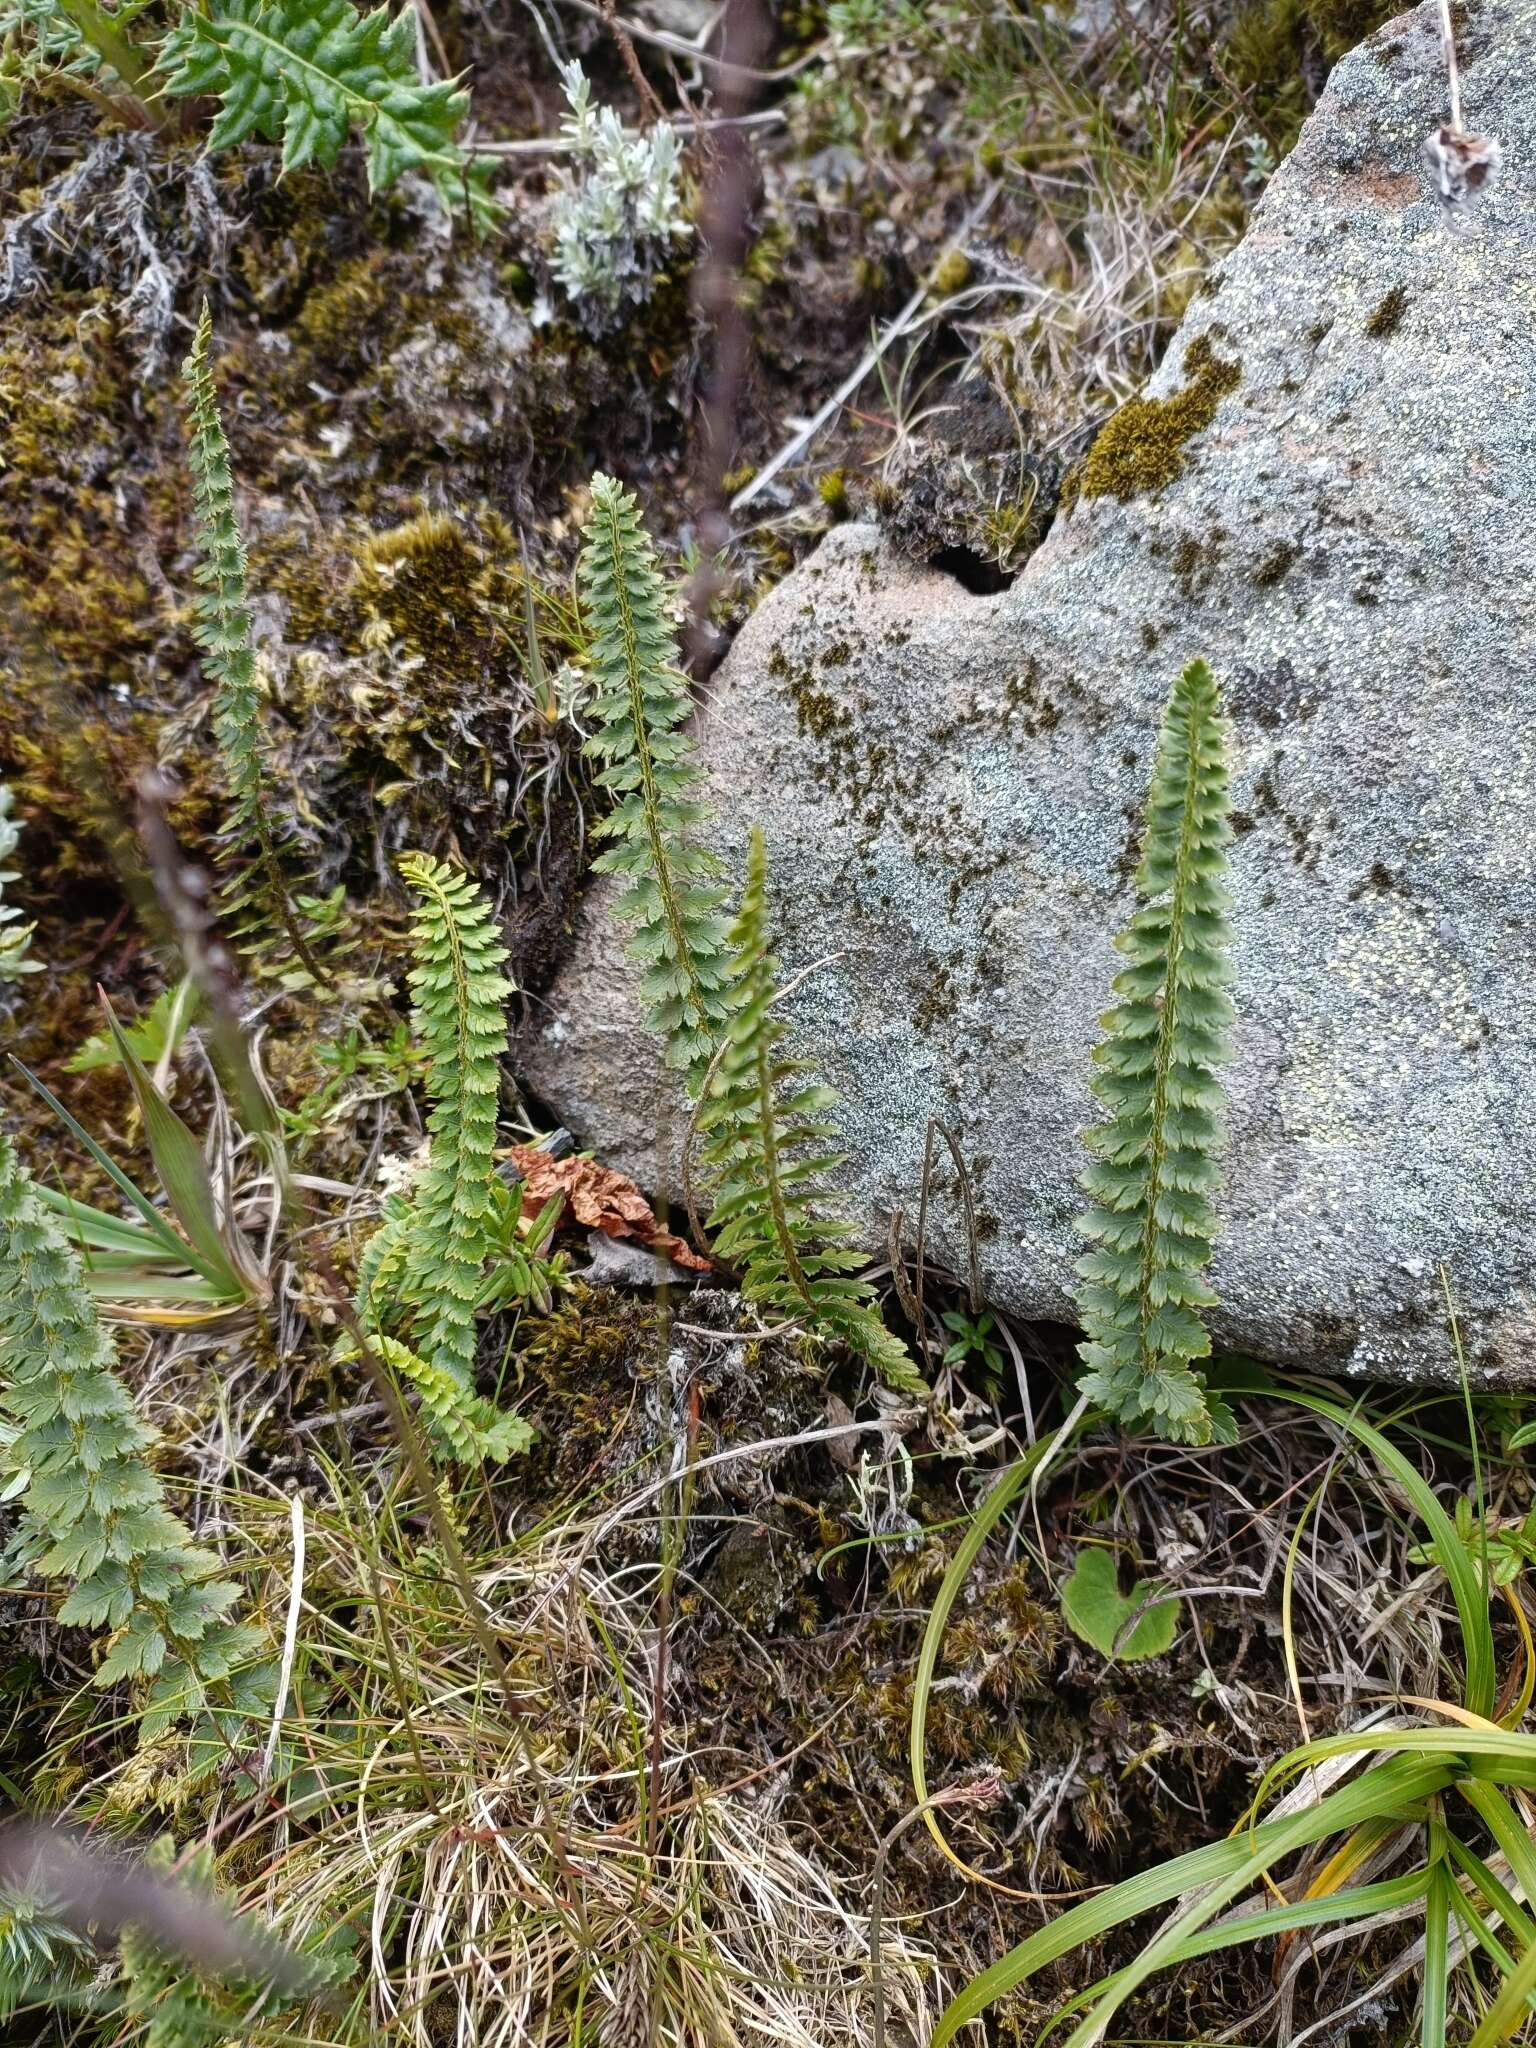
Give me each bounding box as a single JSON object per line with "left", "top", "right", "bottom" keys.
{"left": 1060, "top": 1546, "right": 1178, "bottom": 1661}
{"left": 66, "top": 979, "right": 197, "bottom": 1073}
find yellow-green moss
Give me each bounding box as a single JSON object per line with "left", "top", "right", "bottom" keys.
{"left": 1077, "top": 334, "right": 1241, "bottom": 503}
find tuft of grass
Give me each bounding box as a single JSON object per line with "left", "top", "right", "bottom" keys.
{"left": 921, "top": 1377, "right": 1529, "bottom": 2048}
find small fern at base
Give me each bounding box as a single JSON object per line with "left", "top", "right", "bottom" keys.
{"left": 699, "top": 830, "right": 923, "bottom": 1398}
{"left": 579, "top": 473, "right": 736, "bottom": 1088}
{"left": 356, "top": 1333, "right": 533, "bottom": 1464}
{"left": 1072, "top": 658, "right": 1236, "bottom": 1448}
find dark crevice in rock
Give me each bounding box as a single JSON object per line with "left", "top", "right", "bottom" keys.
{"left": 928, "top": 545, "right": 1014, "bottom": 595}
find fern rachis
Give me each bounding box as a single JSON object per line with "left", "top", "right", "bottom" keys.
{"left": 1073, "top": 657, "right": 1235, "bottom": 1447}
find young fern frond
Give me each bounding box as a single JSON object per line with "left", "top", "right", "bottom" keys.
{"left": 579, "top": 473, "right": 735, "bottom": 1089}
{"left": 365, "top": 1334, "right": 533, "bottom": 1464}
{"left": 1073, "top": 658, "right": 1236, "bottom": 1448}
{"left": 392, "top": 853, "right": 513, "bottom": 1387}
{"left": 182, "top": 299, "right": 324, "bottom": 985}
{"left": 700, "top": 830, "right": 924, "bottom": 1397}
{"left": 0, "top": 1138, "right": 263, "bottom": 1738}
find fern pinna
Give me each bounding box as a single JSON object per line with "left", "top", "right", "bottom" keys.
{"left": 1073, "top": 658, "right": 1236, "bottom": 1447}
{"left": 183, "top": 301, "right": 322, "bottom": 984}
{"left": 0, "top": 1137, "right": 263, "bottom": 1739}
{"left": 579, "top": 474, "right": 735, "bottom": 1089}
{"left": 391, "top": 853, "right": 513, "bottom": 1387}
{"left": 700, "top": 830, "right": 923, "bottom": 1397}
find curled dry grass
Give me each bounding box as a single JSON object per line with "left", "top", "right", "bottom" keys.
{"left": 59, "top": 1442, "right": 944, "bottom": 2048}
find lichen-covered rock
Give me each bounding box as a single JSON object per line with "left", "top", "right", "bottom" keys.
{"left": 522, "top": 0, "right": 1536, "bottom": 1387}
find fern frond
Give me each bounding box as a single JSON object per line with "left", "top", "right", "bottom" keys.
{"left": 700, "top": 830, "right": 923, "bottom": 1397}
{"left": 182, "top": 301, "right": 325, "bottom": 985}
{"left": 1072, "top": 658, "right": 1236, "bottom": 1448}
{"left": 0, "top": 783, "right": 38, "bottom": 983}
{"left": 393, "top": 853, "right": 513, "bottom": 1388}
{"left": 579, "top": 473, "right": 735, "bottom": 1089}
{"left": 355, "top": 1332, "right": 532, "bottom": 1463}
{"left": 0, "top": 1138, "right": 262, "bottom": 1735}
{"left": 158, "top": 0, "right": 484, "bottom": 220}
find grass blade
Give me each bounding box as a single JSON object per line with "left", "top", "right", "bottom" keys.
{"left": 1222, "top": 1370, "right": 1498, "bottom": 1721}
{"left": 12, "top": 1058, "right": 205, "bottom": 1272}
{"left": 1422, "top": 1841, "right": 1450, "bottom": 2048}
{"left": 100, "top": 996, "right": 251, "bottom": 1298}
{"left": 928, "top": 1755, "right": 1456, "bottom": 2047}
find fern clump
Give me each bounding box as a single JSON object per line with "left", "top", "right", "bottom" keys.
{"left": 158, "top": 0, "right": 485, "bottom": 220}
{"left": 580, "top": 473, "right": 735, "bottom": 1088}
{"left": 183, "top": 301, "right": 324, "bottom": 985}
{"left": 1073, "top": 658, "right": 1236, "bottom": 1448}
{"left": 0, "top": 1138, "right": 263, "bottom": 1738}
{"left": 700, "top": 830, "right": 923, "bottom": 1397}
{"left": 0, "top": 783, "right": 38, "bottom": 983}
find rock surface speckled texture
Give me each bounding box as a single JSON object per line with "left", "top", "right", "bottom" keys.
{"left": 522, "top": 0, "right": 1536, "bottom": 1384}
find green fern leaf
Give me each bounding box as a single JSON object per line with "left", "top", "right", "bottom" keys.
{"left": 700, "top": 829, "right": 924, "bottom": 1397}
{"left": 0, "top": 1138, "right": 259, "bottom": 1722}
{"left": 158, "top": 0, "right": 480, "bottom": 215}
{"left": 579, "top": 473, "right": 736, "bottom": 1089}
{"left": 393, "top": 853, "right": 513, "bottom": 1387}
{"left": 1073, "top": 658, "right": 1236, "bottom": 1448}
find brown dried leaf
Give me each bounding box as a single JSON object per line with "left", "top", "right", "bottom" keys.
{"left": 509, "top": 1145, "right": 711, "bottom": 1271}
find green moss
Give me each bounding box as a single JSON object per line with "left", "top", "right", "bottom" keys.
{"left": 817, "top": 469, "right": 851, "bottom": 518}
{"left": 1364, "top": 284, "right": 1410, "bottom": 338}
{"left": 1078, "top": 334, "right": 1241, "bottom": 503}
{"left": 1253, "top": 539, "right": 1302, "bottom": 587}
{"left": 927, "top": 246, "right": 971, "bottom": 297}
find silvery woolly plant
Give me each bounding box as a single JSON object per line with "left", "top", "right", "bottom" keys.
{"left": 551, "top": 61, "right": 690, "bottom": 334}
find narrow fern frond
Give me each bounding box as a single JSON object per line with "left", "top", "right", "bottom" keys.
{"left": 579, "top": 473, "right": 735, "bottom": 1089}
{"left": 182, "top": 299, "right": 324, "bottom": 984}
{"left": 393, "top": 853, "right": 513, "bottom": 1388}
{"left": 700, "top": 830, "right": 923, "bottom": 1397}
{"left": 1073, "top": 658, "right": 1236, "bottom": 1448}
{"left": 0, "top": 1137, "right": 262, "bottom": 1736}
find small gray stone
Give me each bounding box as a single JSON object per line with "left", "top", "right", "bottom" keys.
{"left": 520, "top": 0, "right": 1536, "bottom": 1386}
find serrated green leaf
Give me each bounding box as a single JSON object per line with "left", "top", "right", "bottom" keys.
{"left": 158, "top": 0, "right": 479, "bottom": 214}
